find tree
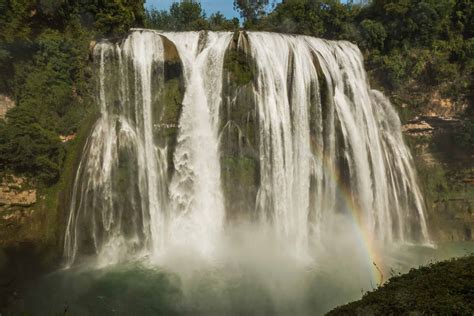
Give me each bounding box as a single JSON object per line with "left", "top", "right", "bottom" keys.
{"left": 145, "top": 2, "right": 207, "bottom": 31}
{"left": 209, "top": 12, "right": 239, "bottom": 31}
{"left": 258, "top": 0, "right": 356, "bottom": 40}
{"left": 360, "top": 19, "right": 386, "bottom": 50}
{"left": 145, "top": 4, "right": 238, "bottom": 31}
{"left": 169, "top": 1, "right": 207, "bottom": 30}
{"left": 234, "top": 0, "right": 269, "bottom": 25}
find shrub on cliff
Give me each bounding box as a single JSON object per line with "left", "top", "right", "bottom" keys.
{"left": 0, "top": 107, "right": 63, "bottom": 184}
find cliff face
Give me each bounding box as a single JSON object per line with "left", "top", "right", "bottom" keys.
{"left": 220, "top": 32, "right": 260, "bottom": 222}
{"left": 401, "top": 96, "right": 473, "bottom": 242}
{"left": 0, "top": 175, "right": 37, "bottom": 235}
{"left": 0, "top": 31, "right": 471, "bottom": 261}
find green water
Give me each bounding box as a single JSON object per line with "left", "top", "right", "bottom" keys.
{"left": 7, "top": 241, "right": 473, "bottom": 315}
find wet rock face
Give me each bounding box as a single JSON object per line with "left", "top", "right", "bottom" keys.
{"left": 220, "top": 32, "right": 260, "bottom": 221}
{"left": 430, "top": 198, "right": 473, "bottom": 242}
{"left": 402, "top": 95, "right": 473, "bottom": 242}
{"left": 402, "top": 115, "right": 463, "bottom": 136}
{"left": 424, "top": 92, "right": 468, "bottom": 118}
{"left": 0, "top": 175, "right": 36, "bottom": 238}
{"left": 157, "top": 36, "right": 185, "bottom": 175}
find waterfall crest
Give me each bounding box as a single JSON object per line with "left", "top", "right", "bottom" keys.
{"left": 64, "top": 30, "right": 429, "bottom": 266}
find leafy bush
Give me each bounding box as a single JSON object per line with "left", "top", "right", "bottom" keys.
{"left": 360, "top": 19, "right": 386, "bottom": 50}
{"left": 0, "top": 108, "right": 64, "bottom": 184}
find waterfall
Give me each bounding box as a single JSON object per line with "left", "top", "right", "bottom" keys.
{"left": 248, "top": 33, "right": 429, "bottom": 247}
{"left": 64, "top": 30, "right": 429, "bottom": 266}
{"left": 164, "top": 32, "right": 232, "bottom": 256}
{"left": 63, "top": 32, "right": 170, "bottom": 266}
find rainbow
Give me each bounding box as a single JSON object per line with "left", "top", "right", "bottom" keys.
{"left": 312, "top": 141, "right": 385, "bottom": 287}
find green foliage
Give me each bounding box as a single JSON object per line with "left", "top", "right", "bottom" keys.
{"left": 224, "top": 48, "right": 255, "bottom": 86}
{"left": 0, "top": 107, "right": 63, "bottom": 184}
{"left": 0, "top": 0, "right": 35, "bottom": 42}
{"left": 234, "top": 0, "right": 269, "bottom": 26}
{"left": 169, "top": 1, "right": 207, "bottom": 30}
{"left": 209, "top": 12, "right": 240, "bottom": 31}
{"left": 379, "top": 50, "right": 409, "bottom": 89}
{"left": 355, "top": 0, "right": 471, "bottom": 99}
{"left": 360, "top": 19, "right": 386, "bottom": 50}
{"left": 95, "top": 1, "right": 136, "bottom": 35}
{"left": 259, "top": 0, "right": 359, "bottom": 39}
{"left": 145, "top": 2, "right": 238, "bottom": 31}
{"left": 328, "top": 255, "right": 474, "bottom": 315}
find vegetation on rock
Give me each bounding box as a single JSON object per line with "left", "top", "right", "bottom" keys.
{"left": 0, "top": 0, "right": 145, "bottom": 186}
{"left": 327, "top": 255, "right": 474, "bottom": 315}
{"left": 223, "top": 41, "right": 255, "bottom": 86}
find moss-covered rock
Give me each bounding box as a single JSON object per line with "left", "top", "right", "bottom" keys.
{"left": 220, "top": 31, "right": 260, "bottom": 221}
{"left": 152, "top": 36, "right": 184, "bottom": 177}
{"left": 223, "top": 31, "right": 255, "bottom": 86}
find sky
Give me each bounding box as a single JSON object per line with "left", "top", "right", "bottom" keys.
{"left": 144, "top": 0, "right": 282, "bottom": 19}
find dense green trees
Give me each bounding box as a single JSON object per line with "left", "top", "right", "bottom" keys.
{"left": 354, "top": 0, "right": 470, "bottom": 89}
{"left": 145, "top": 2, "right": 238, "bottom": 31}
{"left": 0, "top": 107, "right": 64, "bottom": 184}
{"left": 233, "top": 0, "right": 269, "bottom": 26}
{"left": 258, "top": 0, "right": 358, "bottom": 39}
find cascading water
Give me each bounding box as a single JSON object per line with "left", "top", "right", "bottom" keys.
{"left": 165, "top": 31, "right": 232, "bottom": 256}
{"left": 64, "top": 30, "right": 429, "bottom": 267}
{"left": 64, "top": 32, "right": 169, "bottom": 266}
{"left": 247, "top": 33, "right": 429, "bottom": 249}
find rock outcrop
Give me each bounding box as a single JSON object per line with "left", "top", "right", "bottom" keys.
{"left": 0, "top": 95, "right": 15, "bottom": 119}
{"left": 402, "top": 115, "right": 462, "bottom": 136}
{"left": 0, "top": 176, "right": 36, "bottom": 207}
{"left": 424, "top": 92, "right": 468, "bottom": 117}
{"left": 59, "top": 134, "right": 76, "bottom": 143}
{"left": 430, "top": 197, "right": 473, "bottom": 241}
{"left": 401, "top": 93, "right": 473, "bottom": 242}
{"left": 0, "top": 175, "right": 37, "bottom": 236}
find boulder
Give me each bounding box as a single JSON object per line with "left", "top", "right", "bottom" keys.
{"left": 402, "top": 120, "right": 435, "bottom": 136}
